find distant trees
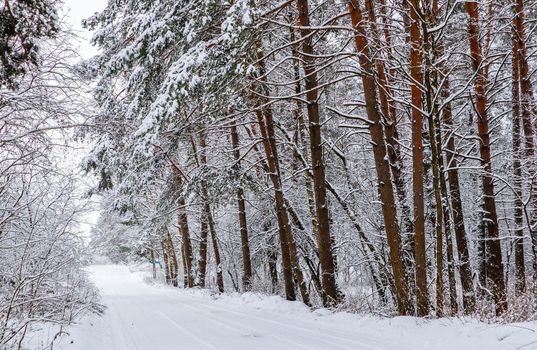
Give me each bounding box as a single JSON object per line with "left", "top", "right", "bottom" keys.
{"left": 85, "top": 0, "right": 537, "bottom": 319}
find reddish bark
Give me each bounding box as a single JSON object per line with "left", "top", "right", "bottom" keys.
{"left": 513, "top": 0, "right": 537, "bottom": 275}
{"left": 407, "top": 0, "right": 429, "bottom": 316}
{"left": 295, "top": 0, "right": 339, "bottom": 306}
{"left": 465, "top": 0, "right": 506, "bottom": 315}
{"left": 348, "top": 0, "right": 410, "bottom": 315}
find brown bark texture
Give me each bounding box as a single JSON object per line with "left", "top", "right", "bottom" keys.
{"left": 348, "top": 0, "right": 410, "bottom": 315}
{"left": 465, "top": 0, "right": 506, "bottom": 315}
{"left": 295, "top": 0, "right": 339, "bottom": 306}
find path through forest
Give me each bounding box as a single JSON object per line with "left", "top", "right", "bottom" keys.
{"left": 56, "top": 265, "right": 537, "bottom": 350}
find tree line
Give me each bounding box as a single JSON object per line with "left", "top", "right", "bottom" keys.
{"left": 85, "top": 0, "right": 537, "bottom": 319}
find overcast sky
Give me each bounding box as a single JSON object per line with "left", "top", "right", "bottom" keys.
{"left": 62, "top": 0, "right": 108, "bottom": 59}
{"left": 59, "top": 0, "right": 108, "bottom": 239}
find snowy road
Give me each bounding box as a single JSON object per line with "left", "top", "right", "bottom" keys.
{"left": 56, "top": 265, "right": 537, "bottom": 350}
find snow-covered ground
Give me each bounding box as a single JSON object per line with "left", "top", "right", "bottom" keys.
{"left": 54, "top": 265, "right": 537, "bottom": 350}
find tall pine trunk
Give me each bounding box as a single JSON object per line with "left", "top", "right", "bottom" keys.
{"left": 206, "top": 204, "right": 224, "bottom": 292}
{"left": 254, "top": 104, "right": 296, "bottom": 300}
{"left": 421, "top": 1, "right": 457, "bottom": 315}
{"left": 178, "top": 198, "right": 194, "bottom": 288}
{"left": 289, "top": 22, "right": 323, "bottom": 299}
{"left": 438, "top": 45, "right": 476, "bottom": 315}
{"left": 511, "top": 20, "right": 526, "bottom": 293}
{"left": 295, "top": 0, "right": 339, "bottom": 306}
{"left": 367, "top": 1, "right": 415, "bottom": 297}
{"left": 253, "top": 46, "right": 311, "bottom": 304}
{"left": 230, "top": 123, "right": 253, "bottom": 290}
{"left": 407, "top": 0, "right": 429, "bottom": 317}
{"left": 264, "top": 107, "right": 311, "bottom": 305}
{"left": 465, "top": 0, "right": 506, "bottom": 315}
{"left": 162, "top": 240, "right": 171, "bottom": 284}
{"left": 513, "top": 0, "right": 537, "bottom": 276}
{"left": 348, "top": 0, "right": 410, "bottom": 315}
{"left": 198, "top": 217, "right": 208, "bottom": 288}
{"left": 150, "top": 247, "right": 157, "bottom": 279}
{"left": 166, "top": 232, "right": 179, "bottom": 287}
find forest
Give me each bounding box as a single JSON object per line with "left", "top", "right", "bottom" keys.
{"left": 2, "top": 0, "right": 537, "bottom": 348}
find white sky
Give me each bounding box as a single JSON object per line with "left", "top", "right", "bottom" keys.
{"left": 60, "top": 0, "right": 108, "bottom": 240}
{"left": 62, "top": 0, "right": 108, "bottom": 59}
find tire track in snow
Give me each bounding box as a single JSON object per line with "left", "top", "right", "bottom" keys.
{"left": 107, "top": 299, "right": 143, "bottom": 350}
{"left": 177, "top": 293, "right": 375, "bottom": 341}
{"left": 157, "top": 311, "right": 221, "bottom": 350}
{"left": 120, "top": 296, "right": 163, "bottom": 348}
{"left": 178, "top": 296, "right": 392, "bottom": 350}
{"left": 176, "top": 300, "right": 352, "bottom": 350}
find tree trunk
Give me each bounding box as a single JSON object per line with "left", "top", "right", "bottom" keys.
{"left": 289, "top": 23, "right": 324, "bottom": 301}
{"left": 406, "top": 0, "right": 429, "bottom": 317}
{"left": 165, "top": 238, "right": 175, "bottom": 286}
{"left": 266, "top": 224, "right": 279, "bottom": 294}
{"left": 178, "top": 197, "right": 195, "bottom": 288}
{"left": 424, "top": 80, "right": 444, "bottom": 316}
{"left": 348, "top": 0, "right": 410, "bottom": 315}
{"left": 195, "top": 133, "right": 209, "bottom": 288}
{"left": 162, "top": 240, "right": 170, "bottom": 284}
{"left": 513, "top": 0, "right": 537, "bottom": 278}
{"left": 248, "top": 106, "right": 310, "bottom": 305}
{"left": 444, "top": 215, "right": 458, "bottom": 315}
{"left": 150, "top": 248, "right": 157, "bottom": 279}
{"left": 295, "top": 0, "right": 339, "bottom": 306}
{"left": 465, "top": 0, "right": 507, "bottom": 315}
{"left": 198, "top": 216, "right": 208, "bottom": 288}
{"left": 206, "top": 204, "right": 224, "bottom": 292}
{"left": 420, "top": 1, "right": 459, "bottom": 315}
{"left": 263, "top": 104, "right": 311, "bottom": 305}
{"left": 367, "top": 0, "right": 415, "bottom": 298}
{"left": 253, "top": 106, "right": 296, "bottom": 300}
{"left": 279, "top": 118, "right": 395, "bottom": 303}
{"left": 440, "top": 52, "right": 476, "bottom": 316}
{"left": 511, "top": 19, "right": 526, "bottom": 294}
{"left": 180, "top": 241, "right": 187, "bottom": 287}
{"left": 252, "top": 45, "right": 318, "bottom": 303}
{"left": 251, "top": 59, "right": 297, "bottom": 302}
{"left": 230, "top": 123, "right": 253, "bottom": 290}
{"left": 167, "top": 232, "right": 179, "bottom": 287}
